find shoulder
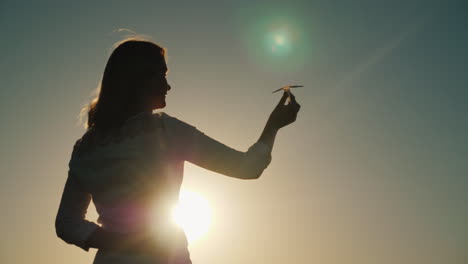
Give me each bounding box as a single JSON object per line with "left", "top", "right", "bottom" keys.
{"left": 70, "top": 112, "right": 162, "bottom": 157}
{"left": 155, "top": 112, "right": 197, "bottom": 132}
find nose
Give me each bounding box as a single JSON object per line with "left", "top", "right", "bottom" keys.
{"left": 167, "top": 84, "right": 171, "bottom": 91}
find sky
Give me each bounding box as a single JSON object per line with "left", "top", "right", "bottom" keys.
{"left": 1, "top": 0, "right": 467, "bottom": 263}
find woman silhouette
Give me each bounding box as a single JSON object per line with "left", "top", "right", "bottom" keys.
{"left": 55, "top": 39, "right": 300, "bottom": 264}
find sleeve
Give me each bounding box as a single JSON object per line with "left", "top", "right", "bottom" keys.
{"left": 188, "top": 131, "right": 273, "bottom": 179}
{"left": 163, "top": 114, "right": 272, "bottom": 179}
{"left": 55, "top": 170, "right": 100, "bottom": 251}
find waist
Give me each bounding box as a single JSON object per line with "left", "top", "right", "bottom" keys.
{"left": 98, "top": 208, "right": 174, "bottom": 233}
{"left": 97, "top": 226, "right": 189, "bottom": 260}
{"left": 96, "top": 199, "right": 176, "bottom": 230}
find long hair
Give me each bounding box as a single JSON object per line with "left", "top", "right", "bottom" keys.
{"left": 86, "top": 39, "right": 166, "bottom": 131}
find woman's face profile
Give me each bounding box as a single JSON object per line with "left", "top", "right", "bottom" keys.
{"left": 148, "top": 61, "right": 171, "bottom": 110}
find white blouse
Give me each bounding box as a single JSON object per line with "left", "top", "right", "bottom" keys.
{"left": 55, "top": 112, "right": 272, "bottom": 264}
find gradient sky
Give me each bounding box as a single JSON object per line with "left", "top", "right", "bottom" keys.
{"left": 1, "top": 1, "right": 467, "bottom": 263}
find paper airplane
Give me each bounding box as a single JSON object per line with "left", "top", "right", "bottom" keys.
{"left": 272, "top": 85, "right": 303, "bottom": 93}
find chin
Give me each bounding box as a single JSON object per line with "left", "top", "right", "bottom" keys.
{"left": 153, "top": 101, "right": 166, "bottom": 110}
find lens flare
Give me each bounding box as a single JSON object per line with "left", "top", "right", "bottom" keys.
{"left": 274, "top": 34, "right": 285, "bottom": 45}
{"left": 266, "top": 29, "right": 292, "bottom": 56}
{"left": 239, "top": 9, "right": 311, "bottom": 72}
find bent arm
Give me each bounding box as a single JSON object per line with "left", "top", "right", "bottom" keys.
{"left": 160, "top": 90, "right": 300, "bottom": 180}
{"left": 55, "top": 171, "right": 100, "bottom": 251}
{"left": 257, "top": 120, "right": 279, "bottom": 151}
{"left": 161, "top": 113, "right": 274, "bottom": 179}
{"left": 185, "top": 126, "right": 273, "bottom": 180}
{"left": 56, "top": 172, "right": 156, "bottom": 251}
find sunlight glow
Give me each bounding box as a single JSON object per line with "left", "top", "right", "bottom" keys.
{"left": 274, "top": 34, "right": 286, "bottom": 45}
{"left": 172, "top": 189, "right": 212, "bottom": 243}
{"left": 242, "top": 11, "right": 310, "bottom": 72}
{"left": 266, "top": 28, "right": 292, "bottom": 56}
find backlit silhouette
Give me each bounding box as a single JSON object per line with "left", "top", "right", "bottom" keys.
{"left": 55, "top": 38, "right": 300, "bottom": 264}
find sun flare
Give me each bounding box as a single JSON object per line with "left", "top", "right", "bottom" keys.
{"left": 172, "top": 189, "right": 212, "bottom": 243}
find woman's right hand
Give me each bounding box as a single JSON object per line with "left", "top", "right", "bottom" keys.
{"left": 266, "top": 91, "right": 301, "bottom": 130}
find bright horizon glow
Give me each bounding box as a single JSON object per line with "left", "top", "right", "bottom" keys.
{"left": 172, "top": 188, "right": 212, "bottom": 243}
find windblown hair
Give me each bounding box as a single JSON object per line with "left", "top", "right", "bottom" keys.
{"left": 85, "top": 39, "right": 166, "bottom": 131}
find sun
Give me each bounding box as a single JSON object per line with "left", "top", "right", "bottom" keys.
{"left": 274, "top": 34, "right": 286, "bottom": 45}
{"left": 171, "top": 189, "right": 212, "bottom": 243}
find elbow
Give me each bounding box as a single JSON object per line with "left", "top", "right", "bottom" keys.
{"left": 224, "top": 151, "right": 271, "bottom": 180}
{"left": 55, "top": 215, "right": 66, "bottom": 241}
{"left": 54, "top": 210, "right": 98, "bottom": 251}
{"left": 55, "top": 214, "right": 74, "bottom": 244}
{"left": 226, "top": 167, "right": 263, "bottom": 180}
{"left": 240, "top": 167, "right": 266, "bottom": 180}
{"left": 242, "top": 157, "right": 271, "bottom": 180}
{"left": 246, "top": 174, "right": 261, "bottom": 180}
{"left": 249, "top": 169, "right": 264, "bottom": 180}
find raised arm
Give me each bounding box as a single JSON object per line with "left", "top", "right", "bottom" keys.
{"left": 170, "top": 91, "right": 300, "bottom": 180}
{"left": 185, "top": 130, "right": 273, "bottom": 180}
